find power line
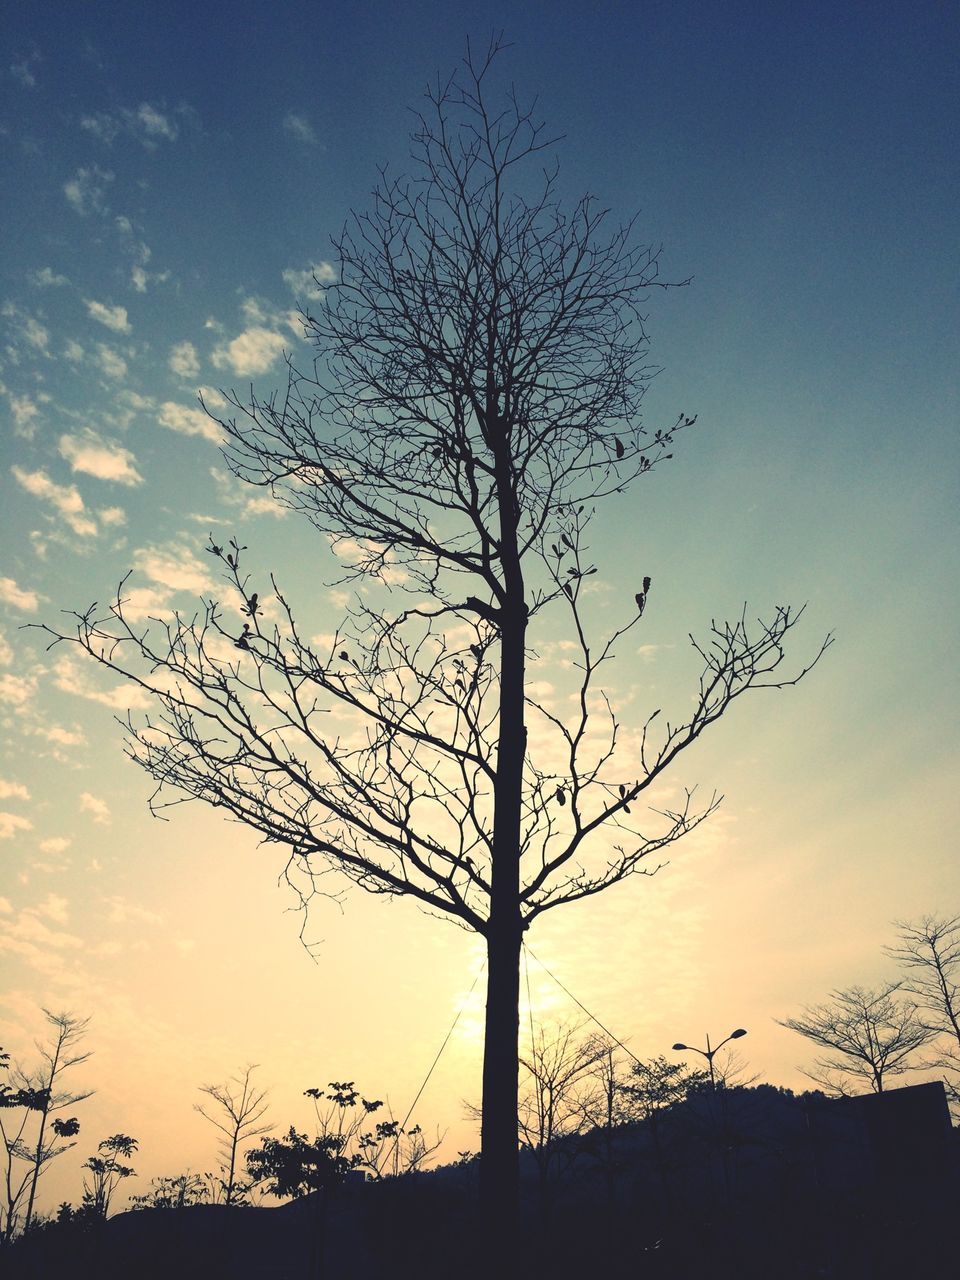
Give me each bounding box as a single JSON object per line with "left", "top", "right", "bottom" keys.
{"left": 524, "top": 944, "right": 643, "bottom": 1068}
{"left": 377, "top": 955, "right": 487, "bottom": 1175}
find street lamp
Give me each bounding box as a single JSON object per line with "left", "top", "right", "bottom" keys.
{"left": 672, "top": 1027, "right": 747, "bottom": 1091}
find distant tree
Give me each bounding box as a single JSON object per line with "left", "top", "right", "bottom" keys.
{"left": 247, "top": 1081, "right": 439, "bottom": 1198}
{"left": 779, "top": 983, "right": 935, "bottom": 1094}
{"left": 515, "top": 1021, "right": 608, "bottom": 1208}
{"left": 887, "top": 913, "right": 960, "bottom": 1107}
{"left": 43, "top": 36, "right": 829, "bottom": 1255}
{"left": 130, "top": 1172, "right": 209, "bottom": 1211}
{"left": 195, "top": 1064, "right": 272, "bottom": 1206}
{"left": 617, "top": 1054, "right": 709, "bottom": 1206}
{"left": 81, "top": 1134, "right": 138, "bottom": 1218}
{"left": 0, "top": 1010, "right": 91, "bottom": 1242}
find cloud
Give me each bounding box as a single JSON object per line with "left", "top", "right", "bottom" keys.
{"left": 0, "top": 577, "right": 39, "bottom": 611}
{"left": 79, "top": 792, "right": 111, "bottom": 825}
{"left": 11, "top": 466, "right": 98, "bottom": 536}
{"left": 0, "top": 781, "right": 30, "bottom": 800}
{"left": 169, "top": 340, "right": 200, "bottom": 379}
{"left": 39, "top": 836, "right": 71, "bottom": 855}
{"left": 30, "top": 267, "right": 69, "bottom": 287}
{"left": 105, "top": 895, "right": 163, "bottom": 926}
{"left": 0, "top": 812, "right": 33, "bottom": 840}
{"left": 96, "top": 344, "right": 128, "bottom": 380}
{"left": 80, "top": 102, "right": 180, "bottom": 147}
{"left": 0, "top": 674, "right": 38, "bottom": 708}
{"left": 283, "top": 112, "right": 317, "bottom": 144}
{"left": 40, "top": 724, "right": 86, "bottom": 748}
{"left": 98, "top": 505, "right": 127, "bottom": 526}
{"left": 132, "top": 541, "right": 215, "bottom": 594}
{"left": 2, "top": 302, "right": 50, "bottom": 355}
{"left": 53, "top": 654, "right": 151, "bottom": 711}
{"left": 36, "top": 893, "right": 70, "bottom": 924}
{"left": 209, "top": 466, "right": 287, "bottom": 520}
{"left": 84, "top": 298, "right": 131, "bottom": 334}
{"left": 113, "top": 584, "right": 171, "bottom": 623}
{"left": 282, "top": 261, "right": 336, "bottom": 297}
{"left": 158, "top": 400, "right": 223, "bottom": 445}
{"left": 137, "top": 102, "right": 178, "bottom": 141}
{"left": 64, "top": 339, "right": 85, "bottom": 363}
{"left": 0, "top": 630, "right": 13, "bottom": 664}
{"left": 10, "top": 394, "right": 41, "bottom": 435}
{"left": 64, "top": 165, "right": 114, "bottom": 216}
{"left": 211, "top": 326, "right": 287, "bottom": 377}
{"left": 59, "top": 431, "right": 143, "bottom": 485}
{"left": 10, "top": 50, "right": 40, "bottom": 88}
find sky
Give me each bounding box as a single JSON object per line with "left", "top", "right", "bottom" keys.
{"left": 1, "top": 0, "right": 958, "bottom": 1216}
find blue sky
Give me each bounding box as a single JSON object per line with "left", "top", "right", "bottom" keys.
{"left": 1, "top": 0, "right": 958, "bottom": 1212}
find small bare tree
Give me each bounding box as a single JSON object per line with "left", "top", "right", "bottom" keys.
{"left": 887, "top": 913, "right": 960, "bottom": 1106}
{"left": 515, "top": 1021, "right": 607, "bottom": 1207}
{"left": 778, "top": 982, "right": 935, "bottom": 1094}
{"left": 196, "top": 1065, "right": 271, "bottom": 1206}
{"left": 41, "top": 37, "right": 828, "bottom": 1251}
{"left": 0, "top": 1010, "right": 91, "bottom": 1241}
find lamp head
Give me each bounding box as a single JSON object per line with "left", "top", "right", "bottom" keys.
{"left": 672, "top": 1043, "right": 688, "bottom": 1051}
{"left": 729, "top": 1028, "right": 747, "bottom": 1040}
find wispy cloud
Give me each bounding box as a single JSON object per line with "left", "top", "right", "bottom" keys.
{"left": 10, "top": 394, "right": 42, "bottom": 436}
{"left": 84, "top": 298, "right": 131, "bottom": 334}
{"left": 211, "top": 326, "right": 287, "bottom": 377}
{"left": 79, "top": 792, "right": 111, "bottom": 825}
{"left": 0, "top": 674, "right": 38, "bottom": 709}
{"left": 96, "top": 344, "right": 128, "bottom": 380}
{"left": 30, "top": 267, "right": 69, "bottom": 288}
{"left": 169, "top": 340, "right": 200, "bottom": 379}
{"left": 283, "top": 112, "right": 317, "bottom": 144}
{"left": 53, "top": 654, "right": 151, "bottom": 711}
{"left": 132, "top": 541, "right": 215, "bottom": 594}
{"left": 0, "top": 812, "right": 33, "bottom": 840}
{"left": 63, "top": 165, "right": 114, "bottom": 216}
{"left": 0, "top": 780, "right": 30, "bottom": 801}
{"left": 282, "top": 261, "right": 336, "bottom": 298}
{"left": 10, "top": 49, "right": 40, "bottom": 89}
{"left": 158, "top": 400, "right": 223, "bottom": 444}
{"left": 39, "top": 836, "right": 71, "bottom": 855}
{"left": 80, "top": 102, "right": 181, "bottom": 148}
{"left": 59, "top": 430, "right": 143, "bottom": 485}
{"left": 0, "top": 577, "right": 40, "bottom": 612}
{"left": 11, "top": 466, "right": 98, "bottom": 537}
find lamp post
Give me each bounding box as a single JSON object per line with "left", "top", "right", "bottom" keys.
{"left": 672, "top": 1028, "right": 747, "bottom": 1092}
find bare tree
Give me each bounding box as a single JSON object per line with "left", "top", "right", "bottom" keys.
{"left": 778, "top": 983, "right": 935, "bottom": 1094}
{"left": 887, "top": 913, "right": 960, "bottom": 1106}
{"left": 196, "top": 1065, "right": 272, "bottom": 1206}
{"left": 0, "top": 1011, "right": 91, "bottom": 1241}
{"left": 515, "top": 1021, "right": 607, "bottom": 1208}
{"left": 41, "top": 38, "right": 828, "bottom": 1247}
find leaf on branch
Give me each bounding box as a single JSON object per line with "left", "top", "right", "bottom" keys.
{"left": 642, "top": 575, "right": 651, "bottom": 594}
{"left": 556, "top": 787, "right": 567, "bottom": 806}
{"left": 615, "top": 438, "right": 625, "bottom": 459}
{"left": 635, "top": 592, "right": 645, "bottom": 614}
{"left": 339, "top": 650, "right": 349, "bottom": 662}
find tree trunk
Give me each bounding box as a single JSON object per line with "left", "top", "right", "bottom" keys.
{"left": 480, "top": 920, "right": 523, "bottom": 1249}
{"left": 478, "top": 402, "right": 527, "bottom": 1262}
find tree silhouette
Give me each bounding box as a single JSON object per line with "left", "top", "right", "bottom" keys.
{"left": 887, "top": 913, "right": 960, "bottom": 1109}
{"left": 0, "top": 1011, "right": 91, "bottom": 1241}
{"left": 81, "top": 1133, "right": 138, "bottom": 1218}
{"left": 42, "top": 37, "right": 828, "bottom": 1250}
{"left": 195, "top": 1065, "right": 271, "bottom": 1206}
{"left": 779, "top": 982, "right": 935, "bottom": 1094}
